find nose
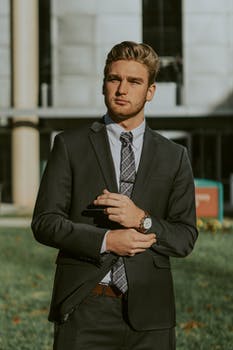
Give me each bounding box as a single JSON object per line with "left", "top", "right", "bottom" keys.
{"left": 117, "top": 80, "right": 128, "bottom": 95}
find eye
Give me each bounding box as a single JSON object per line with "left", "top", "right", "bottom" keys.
{"left": 129, "top": 79, "right": 142, "bottom": 85}
{"left": 107, "top": 76, "right": 120, "bottom": 83}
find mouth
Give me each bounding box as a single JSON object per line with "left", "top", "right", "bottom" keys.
{"left": 114, "top": 98, "right": 129, "bottom": 106}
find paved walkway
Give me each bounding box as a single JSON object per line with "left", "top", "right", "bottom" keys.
{"left": 0, "top": 217, "right": 31, "bottom": 227}
{"left": 0, "top": 203, "right": 31, "bottom": 227}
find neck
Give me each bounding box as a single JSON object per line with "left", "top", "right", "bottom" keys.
{"left": 108, "top": 114, "right": 145, "bottom": 131}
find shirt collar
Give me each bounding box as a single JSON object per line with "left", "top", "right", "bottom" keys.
{"left": 104, "top": 114, "right": 145, "bottom": 149}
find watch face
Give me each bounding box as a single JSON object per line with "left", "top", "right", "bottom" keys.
{"left": 144, "top": 217, "right": 152, "bottom": 230}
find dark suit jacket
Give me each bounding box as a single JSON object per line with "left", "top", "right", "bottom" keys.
{"left": 31, "top": 119, "right": 198, "bottom": 331}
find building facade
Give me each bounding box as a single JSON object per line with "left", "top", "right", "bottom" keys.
{"left": 0, "top": 0, "right": 233, "bottom": 212}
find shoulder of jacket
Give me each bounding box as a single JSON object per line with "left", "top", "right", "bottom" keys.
{"left": 147, "top": 126, "right": 185, "bottom": 153}
{"left": 56, "top": 119, "right": 105, "bottom": 142}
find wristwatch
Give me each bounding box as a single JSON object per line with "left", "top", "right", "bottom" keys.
{"left": 139, "top": 212, "right": 152, "bottom": 233}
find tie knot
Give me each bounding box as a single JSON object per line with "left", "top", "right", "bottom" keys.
{"left": 120, "top": 132, "right": 133, "bottom": 146}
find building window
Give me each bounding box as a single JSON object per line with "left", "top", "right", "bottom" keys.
{"left": 143, "top": 0, "right": 182, "bottom": 84}
{"left": 0, "top": 131, "right": 12, "bottom": 203}
{"left": 39, "top": 0, "right": 52, "bottom": 106}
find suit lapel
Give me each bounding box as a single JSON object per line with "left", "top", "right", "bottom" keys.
{"left": 132, "top": 126, "right": 158, "bottom": 204}
{"left": 89, "top": 121, "right": 160, "bottom": 201}
{"left": 89, "top": 120, "right": 118, "bottom": 193}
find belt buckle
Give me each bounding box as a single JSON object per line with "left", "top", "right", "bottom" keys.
{"left": 101, "top": 284, "right": 108, "bottom": 296}
{"left": 97, "top": 283, "right": 109, "bottom": 296}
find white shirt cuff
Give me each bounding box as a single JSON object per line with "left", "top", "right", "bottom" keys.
{"left": 100, "top": 230, "right": 110, "bottom": 253}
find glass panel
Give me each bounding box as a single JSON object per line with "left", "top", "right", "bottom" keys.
{"left": 143, "top": 0, "right": 182, "bottom": 83}
{"left": 39, "top": 0, "right": 52, "bottom": 106}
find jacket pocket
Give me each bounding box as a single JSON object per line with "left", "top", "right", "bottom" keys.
{"left": 153, "top": 255, "right": 171, "bottom": 269}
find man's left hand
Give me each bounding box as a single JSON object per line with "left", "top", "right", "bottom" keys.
{"left": 93, "top": 189, "right": 144, "bottom": 229}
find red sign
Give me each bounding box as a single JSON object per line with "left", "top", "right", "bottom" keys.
{"left": 195, "top": 187, "right": 218, "bottom": 218}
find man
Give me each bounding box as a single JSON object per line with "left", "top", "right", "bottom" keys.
{"left": 32, "top": 41, "right": 198, "bottom": 350}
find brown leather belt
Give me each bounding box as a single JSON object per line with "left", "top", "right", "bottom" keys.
{"left": 92, "top": 284, "right": 123, "bottom": 298}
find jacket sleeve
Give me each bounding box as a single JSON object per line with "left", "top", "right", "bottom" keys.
{"left": 149, "top": 147, "right": 198, "bottom": 257}
{"left": 31, "top": 133, "right": 107, "bottom": 263}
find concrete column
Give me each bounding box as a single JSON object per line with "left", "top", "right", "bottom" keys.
{"left": 12, "top": 0, "right": 39, "bottom": 209}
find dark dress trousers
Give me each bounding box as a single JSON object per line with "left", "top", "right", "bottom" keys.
{"left": 31, "top": 119, "right": 198, "bottom": 332}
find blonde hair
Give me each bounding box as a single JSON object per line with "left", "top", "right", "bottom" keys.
{"left": 104, "top": 41, "right": 160, "bottom": 86}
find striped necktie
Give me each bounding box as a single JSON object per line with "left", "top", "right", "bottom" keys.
{"left": 111, "top": 131, "right": 136, "bottom": 293}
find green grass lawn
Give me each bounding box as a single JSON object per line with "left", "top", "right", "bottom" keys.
{"left": 172, "top": 232, "right": 233, "bottom": 350}
{"left": 0, "top": 227, "right": 55, "bottom": 350}
{"left": 0, "top": 227, "right": 233, "bottom": 350}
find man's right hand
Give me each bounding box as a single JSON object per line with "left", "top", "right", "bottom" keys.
{"left": 106, "top": 229, "right": 156, "bottom": 256}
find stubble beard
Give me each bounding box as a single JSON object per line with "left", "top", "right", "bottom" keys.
{"left": 105, "top": 97, "right": 147, "bottom": 124}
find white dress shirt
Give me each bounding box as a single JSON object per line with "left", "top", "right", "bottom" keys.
{"left": 100, "top": 114, "right": 145, "bottom": 284}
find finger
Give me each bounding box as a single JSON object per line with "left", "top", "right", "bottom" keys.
{"left": 134, "top": 240, "right": 156, "bottom": 249}
{"left": 101, "top": 192, "right": 128, "bottom": 202}
{"left": 95, "top": 192, "right": 122, "bottom": 202}
{"left": 105, "top": 206, "right": 123, "bottom": 215}
{"left": 107, "top": 214, "right": 121, "bottom": 222}
{"left": 94, "top": 198, "right": 120, "bottom": 207}
{"left": 145, "top": 233, "right": 156, "bottom": 239}
{"left": 128, "top": 248, "right": 146, "bottom": 256}
{"left": 107, "top": 214, "right": 121, "bottom": 223}
{"left": 134, "top": 233, "right": 156, "bottom": 242}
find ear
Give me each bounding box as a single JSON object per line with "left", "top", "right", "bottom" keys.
{"left": 146, "top": 83, "right": 156, "bottom": 102}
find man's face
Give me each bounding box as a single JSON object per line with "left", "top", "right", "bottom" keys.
{"left": 103, "top": 60, "right": 155, "bottom": 124}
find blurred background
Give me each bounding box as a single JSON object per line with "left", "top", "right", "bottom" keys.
{"left": 0, "top": 0, "right": 233, "bottom": 213}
